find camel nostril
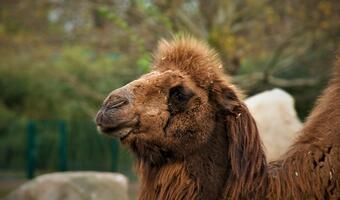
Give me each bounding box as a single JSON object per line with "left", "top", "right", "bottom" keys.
{"left": 109, "top": 99, "right": 128, "bottom": 109}
{"left": 105, "top": 95, "right": 129, "bottom": 110}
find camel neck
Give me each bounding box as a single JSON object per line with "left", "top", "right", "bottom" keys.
{"left": 224, "top": 148, "right": 268, "bottom": 199}
{"left": 137, "top": 124, "right": 230, "bottom": 200}
{"left": 137, "top": 155, "right": 229, "bottom": 200}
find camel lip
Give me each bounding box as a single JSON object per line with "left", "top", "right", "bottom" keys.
{"left": 97, "top": 116, "right": 139, "bottom": 139}
{"left": 97, "top": 125, "right": 134, "bottom": 139}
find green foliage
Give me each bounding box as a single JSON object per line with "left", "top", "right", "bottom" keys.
{"left": 137, "top": 53, "right": 151, "bottom": 73}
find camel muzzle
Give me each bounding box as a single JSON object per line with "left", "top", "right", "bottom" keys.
{"left": 95, "top": 91, "right": 137, "bottom": 138}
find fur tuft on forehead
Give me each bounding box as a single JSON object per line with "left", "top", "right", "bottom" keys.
{"left": 152, "top": 36, "right": 231, "bottom": 90}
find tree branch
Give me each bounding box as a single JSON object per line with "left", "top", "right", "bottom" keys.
{"left": 233, "top": 72, "right": 318, "bottom": 88}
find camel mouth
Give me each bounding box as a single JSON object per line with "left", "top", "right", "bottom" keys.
{"left": 98, "top": 125, "right": 134, "bottom": 138}
{"left": 97, "top": 116, "right": 139, "bottom": 139}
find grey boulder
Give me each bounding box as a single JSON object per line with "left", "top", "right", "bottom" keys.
{"left": 6, "top": 172, "right": 128, "bottom": 200}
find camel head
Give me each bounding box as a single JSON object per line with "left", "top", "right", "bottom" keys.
{"left": 95, "top": 37, "right": 257, "bottom": 167}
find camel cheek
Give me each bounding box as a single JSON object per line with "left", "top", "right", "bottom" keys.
{"left": 139, "top": 108, "right": 169, "bottom": 136}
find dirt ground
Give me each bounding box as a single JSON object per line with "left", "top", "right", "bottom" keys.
{"left": 0, "top": 178, "right": 26, "bottom": 198}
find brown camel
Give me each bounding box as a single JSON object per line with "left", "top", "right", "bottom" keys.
{"left": 96, "top": 37, "right": 340, "bottom": 199}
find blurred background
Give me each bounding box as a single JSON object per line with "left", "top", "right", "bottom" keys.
{"left": 0, "top": 0, "right": 339, "bottom": 199}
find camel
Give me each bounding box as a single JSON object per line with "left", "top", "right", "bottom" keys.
{"left": 96, "top": 36, "right": 340, "bottom": 199}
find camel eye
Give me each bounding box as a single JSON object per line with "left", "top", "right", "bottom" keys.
{"left": 168, "top": 85, "right": 194, "bottom": 114}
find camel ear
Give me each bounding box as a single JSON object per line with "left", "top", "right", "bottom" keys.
{"left": 212, "top": 84, "right": 242, "bottom": 116}
{"left": 224, "top": 102, "right": 267, "bottom": 199}
{"left": 213, "top": 83, "right": 266, "bottom": 197}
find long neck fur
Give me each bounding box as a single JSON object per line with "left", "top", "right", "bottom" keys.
{"left": 136, "top": 119, "right": 230, "bottom": 200}
{"left": 227, "top": 63, "right": 340, "bottom": 199}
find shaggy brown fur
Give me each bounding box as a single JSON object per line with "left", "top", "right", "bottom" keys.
{"left": 96, "top": 37, "right": 340, "bottom": 199}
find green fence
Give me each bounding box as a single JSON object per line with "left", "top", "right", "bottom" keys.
{"left": 0, "top": 118, "right": 136, "bottom": 180}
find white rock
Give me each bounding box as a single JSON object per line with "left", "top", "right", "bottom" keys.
{"left": 245, "top": 88, "right": 302, "bottom": 161}
{"left": 6, "top": 172, "right": 129, "bottom": 200}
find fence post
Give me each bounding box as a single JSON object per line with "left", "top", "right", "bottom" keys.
{"left": 59, "top": 121, "right": 68, "bottom": 171}
{"left": 111, "top": 140, "right": 119, "bottom": 171}
{"left": 27, "top": 121, "right": 36, "bottom": 179}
